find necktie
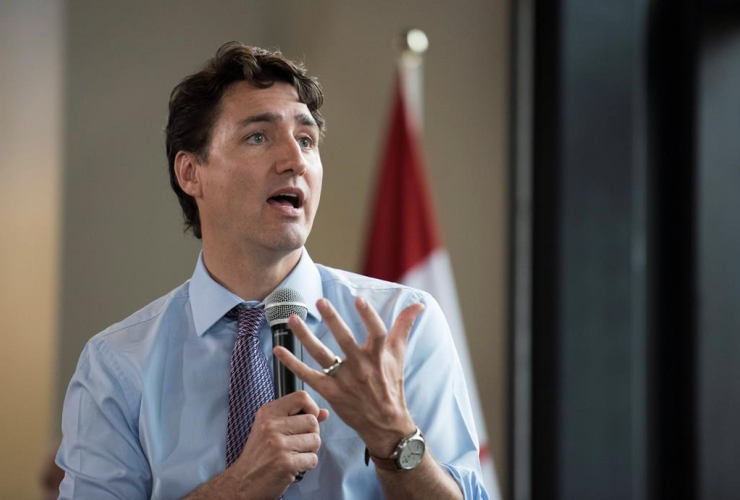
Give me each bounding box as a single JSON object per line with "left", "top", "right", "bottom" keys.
{"left": 225, "top": 305, "right": 272, "bottom": 468}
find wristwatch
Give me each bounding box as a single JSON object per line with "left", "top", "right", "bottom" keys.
{"left": 365, "top": 427, "right": 426, "bottom": 471}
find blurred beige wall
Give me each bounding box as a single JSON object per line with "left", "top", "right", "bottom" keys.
{"left": 2, "top": 1, "right": 509, "bottom": 498}
{"left": 0, "top": 1, "right": 63, "bottom": 498}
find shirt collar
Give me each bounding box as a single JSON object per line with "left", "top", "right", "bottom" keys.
{"left": 189, "top": 249, "right": 323, "bottom": 337}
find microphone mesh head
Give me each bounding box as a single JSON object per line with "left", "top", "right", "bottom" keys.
{"left": 264, "top": 288, "right": 308, "bottom": 325}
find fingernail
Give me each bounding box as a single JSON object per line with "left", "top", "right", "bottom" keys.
{"left": 357, "top": 297, "right": 368, "bottom": 309}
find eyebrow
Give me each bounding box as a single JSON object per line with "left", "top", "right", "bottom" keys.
{"left": 238, "top": 112, "right": 318, "bottom": 129}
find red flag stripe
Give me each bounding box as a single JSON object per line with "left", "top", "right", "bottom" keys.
{"left": 362, "top": 73, "right": 441, "bottom": 281}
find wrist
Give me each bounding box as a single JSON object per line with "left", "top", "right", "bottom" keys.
{"left": 362, "top": 416, "right": 417, "bottom": 458}
{"left": 365, "top": 427, "right": 427, "bottom": 471}
{"left": 183, "top": 467, "right": 244, "bottom": 500}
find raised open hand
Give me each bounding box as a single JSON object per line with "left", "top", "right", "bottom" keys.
{"left": 273, "top": 297, "right": 424, "bottom": 458}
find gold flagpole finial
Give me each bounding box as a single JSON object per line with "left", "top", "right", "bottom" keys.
{"left": 398, "top": 28, "right": 428, "bottom": 68}
{"left": 396, "top": 29, "right": 428, "bottom": 129}
{"left": 400, "top": 28, "right": 429, "bottom": 55}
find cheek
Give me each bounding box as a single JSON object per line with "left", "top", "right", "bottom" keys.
{"left": 310, "top": 178, "right": 322, "bottom": 214}
{"left": 216, "top": 167, "right": 254, "bottom": 193}
{"left": 310, "top": 162, "right": 323, "bottom": 199}
{"left": 203, "top": 171, "right": 256, "bottom": 212}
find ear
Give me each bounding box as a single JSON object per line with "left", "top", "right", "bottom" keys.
{"left": 174, "top": 151, "right": 203, "bottom": 198}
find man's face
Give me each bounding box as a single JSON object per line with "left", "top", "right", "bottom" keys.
{"left": 193, "top": 81, "right": 323, "bottom": 257}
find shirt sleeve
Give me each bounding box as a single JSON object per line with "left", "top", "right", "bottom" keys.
{"left": 56, "top": 339, "right": 152, "bottom": 500}
{"left": 402, "top": 292, "right": 491, "bottom": 500}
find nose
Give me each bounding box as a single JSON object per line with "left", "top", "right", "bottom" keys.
{"left": 275, "top": 135, "right": 308, "bottom": 176}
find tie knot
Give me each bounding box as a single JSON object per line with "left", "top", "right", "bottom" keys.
{"left": 228, "top": 305, "right": 265, "bottom": 338}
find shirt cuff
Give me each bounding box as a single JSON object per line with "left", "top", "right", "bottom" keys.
{"left": 440, "top": 462, "right": 491, "bottom": 500}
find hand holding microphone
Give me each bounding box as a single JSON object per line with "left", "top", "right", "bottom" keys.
{"left": 228, "top": 289, "right": 326, "bottom": 496}
{"left": 265, "top": 288, "right": 312, "bottom": 483}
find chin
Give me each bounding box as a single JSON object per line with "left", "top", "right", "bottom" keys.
{"left": 256, "top": 222, "right": 312, "bottom": 254}
{"left": 267, "top": 233, "right": 308, "bottom": 254}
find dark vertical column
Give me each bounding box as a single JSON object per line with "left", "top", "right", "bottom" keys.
{"left": 645, "top": 2, "right": 699, "bottom": 499}
{"left": 525, "top": 1, "right": 691, "bottom": 499}
{"left": 509, "top": 0, "right": 535, "bottom": 498}
{"left": 530, "top": 1, "right": 651, "bottom": 498}
{"left": 529, "top": 0, "right": 562, "bottom": 498}
{"left": 696, "top": 6, "right": 740, "bottom": 499}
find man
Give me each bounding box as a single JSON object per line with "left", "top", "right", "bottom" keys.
{"left": 57, "top": 42, "right": 488, "bottom": 500}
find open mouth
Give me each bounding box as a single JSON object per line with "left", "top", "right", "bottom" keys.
{"left": 267, "top": 191, "right": 303, "bottom": 209}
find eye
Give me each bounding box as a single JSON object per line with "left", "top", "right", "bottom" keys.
{"left": 297, "top": 136, "right": 314, "bottom": 149}
{"left": 246, "top": 133, "right": 266, "bottom": 144}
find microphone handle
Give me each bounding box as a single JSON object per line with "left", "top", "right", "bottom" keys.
{"left": 271, "top": 323, "right": 304, "bottom": 399}
{"left": 271, "top": 323, "right": 306, "bottom": 482}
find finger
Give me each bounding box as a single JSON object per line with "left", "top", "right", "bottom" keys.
{"left": 355, "top": 297, "right": 388, "bottom": 358}
{"left": 283, "top": 432, "right": 322, "bottom": 453}
{"left": 286, "top": 413, "right": 321, "bottom": 435}
{"left": 317, "top": 408, "right": 330, "bottom": 423}
{"left": 316, "top": 298, "right": 361, "bottom": 359}
{"left": 258, "top": 413, "right": 319, "bottom": 437}
{"left": 387, "top": 302, "right": 425, "bottom": 351}
{"left": 292, "top": 452, "right": 320, "bottom": 472}
{"left": 287, "top": 314, "right": 339, "bottom": 368}
{"left": 274, "top": 346, "right": 326, "bottom": 390}
{"left": 266, "top": 390, "right": 322, "bottom": 418}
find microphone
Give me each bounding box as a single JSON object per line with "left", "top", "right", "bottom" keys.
{"left": 265, "top": 288, "right": 309, "bottom": 483}
{"left": 264, "top": 288, "right": 308, "bottom": 399}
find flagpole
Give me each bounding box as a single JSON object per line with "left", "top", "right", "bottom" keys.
{"left": 398, "top": 28, "right": 428, "bottom": 132}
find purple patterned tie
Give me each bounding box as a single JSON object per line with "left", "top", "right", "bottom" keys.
{"left": 225, "top": 305, "right": 273, "bottom": 468}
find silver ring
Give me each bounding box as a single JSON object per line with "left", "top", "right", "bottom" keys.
{"left": 323, "top": 356, "right": 343, "bottom": 377}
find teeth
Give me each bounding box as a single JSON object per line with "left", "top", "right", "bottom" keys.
{"left": 269, "top": 192, "right": 300, "bottom": 209}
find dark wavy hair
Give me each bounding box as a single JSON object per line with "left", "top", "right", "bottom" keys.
{"left": 165, "top": 42, "right": 325, "bottom": 239}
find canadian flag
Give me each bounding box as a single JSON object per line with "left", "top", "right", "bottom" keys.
{"left": 362, "top": 70, "right": 500, "bottom": 497}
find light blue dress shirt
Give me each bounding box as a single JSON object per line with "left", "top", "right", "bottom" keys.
{"left": 57, "top": 250, "right": 489, "bottom": 500}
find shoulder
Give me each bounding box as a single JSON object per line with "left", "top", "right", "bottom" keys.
{"left": 84, "top": 280, "right": 192, "bottom": 368}
{"left": 314, "top": 264, "right": 445, "bottom": 339}
{"left": 72, "top": 281, "right": 192, "bottom": 401}
{"left": 315, "top": 264, "right": 432, "bottom": 305}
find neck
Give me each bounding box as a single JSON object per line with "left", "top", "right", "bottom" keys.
{"left": 201, "top": 241, "right": 303, "bottom": 302}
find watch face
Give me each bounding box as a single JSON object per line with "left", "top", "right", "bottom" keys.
{"left": 398, "top": 438, "right": 426, "bottom": 470}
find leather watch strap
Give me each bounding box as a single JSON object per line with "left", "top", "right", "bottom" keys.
{"left": 364, "top": 447, "right": 402, "bottom": 471}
